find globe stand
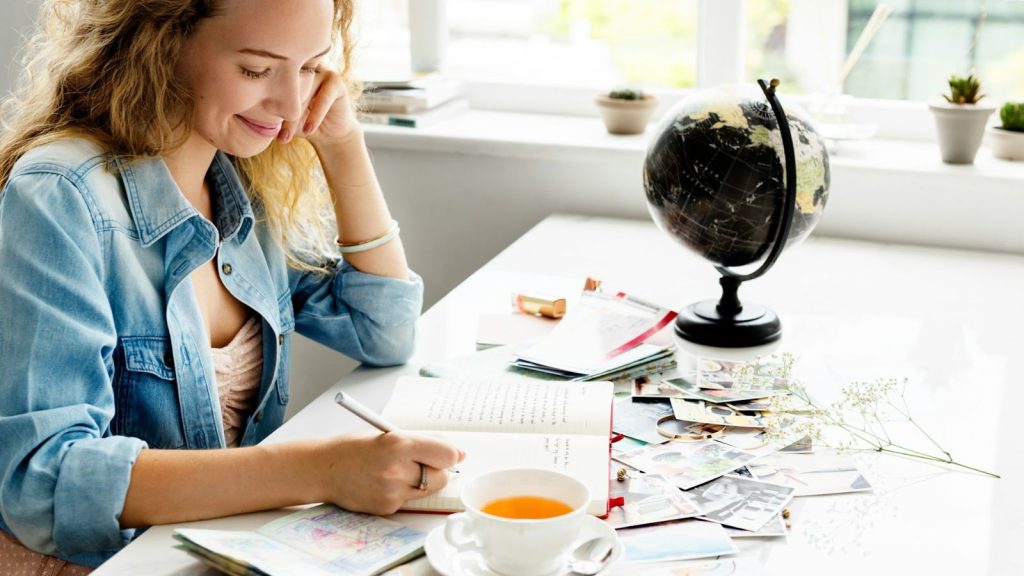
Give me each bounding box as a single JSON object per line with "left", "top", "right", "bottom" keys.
{"left": 674, "top": 78, "right": 797, "bottom": 348}
{"left": 675, "top": 276, "right": 781, "bottom": 347}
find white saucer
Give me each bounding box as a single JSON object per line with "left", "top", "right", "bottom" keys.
{"left": 424, "top": 515, "right": 623, "bottom": 576}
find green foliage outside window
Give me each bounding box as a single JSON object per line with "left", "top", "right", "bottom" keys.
{"left": 541, "top": 0, "right": 698, "bottom": 87}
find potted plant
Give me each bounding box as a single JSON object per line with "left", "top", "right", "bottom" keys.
{"left": 989, "top": 102, "right": 1024, "bottom": 161}
{"left": 928, "top": 74, "right": 995, "bottom": 164}
{"left": 596, "top": 88, "right": 658, "bottom": 135}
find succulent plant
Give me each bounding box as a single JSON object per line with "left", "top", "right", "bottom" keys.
{"left": 999, "top": 102, "right": 1024, "bottom": 132}
{"left": 608, "top": 88, "right": 646, "bottom": 101}
{"left": 942, "top": 74, "right": 985, "bottom": 105}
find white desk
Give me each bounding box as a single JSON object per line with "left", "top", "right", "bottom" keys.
{"left": 93, "top": 215, "right": 1024, "bottom": 575}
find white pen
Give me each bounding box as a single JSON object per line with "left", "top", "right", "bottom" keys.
{"left": 334, "top": 390, "right": 400, "bottom": 433}
{"left": 334, "top": 390, "right": 461, "bottom": 473}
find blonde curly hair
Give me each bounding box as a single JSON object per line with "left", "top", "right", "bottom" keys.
{"left": 0, "top": 0, "right": 359, "bottom": 271}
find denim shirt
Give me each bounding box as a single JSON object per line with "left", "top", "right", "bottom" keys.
{"left": 0, "top": 138, "right": 423, "bottom": 566}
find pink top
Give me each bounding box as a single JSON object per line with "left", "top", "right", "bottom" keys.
{"left": 0, "top": 528, "right": 92, "bottom": 575}
{"left": 210, "top": 315, "right": 265, "bottom": 448}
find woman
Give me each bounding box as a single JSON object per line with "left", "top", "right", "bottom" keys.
{"left": 0, "top": 0, "right": 462, "bottom": 571}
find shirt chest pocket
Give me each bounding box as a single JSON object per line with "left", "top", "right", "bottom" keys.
{"left": 113, "top": 336, "right": 186, "bottom": 448}
{"left": 275, "top": 291, "right": 295, "bottom": 405}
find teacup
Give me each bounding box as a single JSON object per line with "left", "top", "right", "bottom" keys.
{"left": 444, "top": 468, "right": 590, "bottom": 576}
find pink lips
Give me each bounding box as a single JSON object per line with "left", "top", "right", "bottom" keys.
{"left": 237, "top": 115, "right": 282, "bottom": 138}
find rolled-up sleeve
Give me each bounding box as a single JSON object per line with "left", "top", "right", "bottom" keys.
{"left": 289, "top": 260, "right": 423, "bottom": 366}
{"left": 0, "top": 172, "right": 145, "bottom": 557}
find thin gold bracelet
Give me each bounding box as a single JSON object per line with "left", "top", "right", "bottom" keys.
{"left": 335, "top": 220, "right": 400, "bottom": 254}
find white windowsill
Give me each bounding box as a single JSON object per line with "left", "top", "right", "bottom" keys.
{"left": 362, "top": 109, "right": 1024, "bottom": 256}
{"left": 362, "top": 109, "right": 1024, "bottom": 183}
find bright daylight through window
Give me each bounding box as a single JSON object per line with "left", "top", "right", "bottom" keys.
{"left": 355, "top": 0, "right": 1023, "bottom": 104}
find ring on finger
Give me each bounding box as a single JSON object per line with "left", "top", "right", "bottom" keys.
{"left": 417, "top": 462, "right": 429, "bottom": 491}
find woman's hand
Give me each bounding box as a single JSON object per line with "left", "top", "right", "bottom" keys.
{"left": 314, "top": 430, "right": 464, "bottom": 516}
{"left": 279, "top": 67, "right": 361, "bottom": 147}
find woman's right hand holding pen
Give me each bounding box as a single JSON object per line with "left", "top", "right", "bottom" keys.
{"left": 307, "top": 431, "right": 464, "bottom": 516}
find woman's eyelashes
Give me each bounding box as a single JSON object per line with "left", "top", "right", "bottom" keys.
{"left": 240, "top": 65, "right": 322, "bottom": 80}
{"left": 241, "top": 67, "right": 271, "bottom": 80}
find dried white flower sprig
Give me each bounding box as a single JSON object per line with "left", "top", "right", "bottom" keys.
{"left": 743, "top": 354, "right": 1000, "bottom": 479}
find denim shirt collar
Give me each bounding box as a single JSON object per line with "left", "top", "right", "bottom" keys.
{"left": 118, "top": 151, "right": 255, "bottom": 247}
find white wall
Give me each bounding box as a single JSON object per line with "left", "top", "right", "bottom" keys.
{"left": 0, "top": 1, "right": 39, "bottom": 99}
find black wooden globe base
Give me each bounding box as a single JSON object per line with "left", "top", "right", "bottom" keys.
{"left": 674, "top": 275, "right": 781, "bottom": 347}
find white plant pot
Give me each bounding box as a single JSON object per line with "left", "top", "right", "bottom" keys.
{"left": 988, "top": 126, "right": 1024, "bottom": 161}
{"left": 595, "top": 95, "right": 659, "bottom": 135}
{"left": 928, "top": 101, "right": 995, "bottom": 164}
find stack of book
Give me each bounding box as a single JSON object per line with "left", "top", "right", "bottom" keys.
{"left": 358, "top": 73, "right": 468, "bottom": 128}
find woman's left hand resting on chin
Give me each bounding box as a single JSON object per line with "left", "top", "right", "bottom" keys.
{"left": 279, "top": 66, "right": 361, "bottom": 148}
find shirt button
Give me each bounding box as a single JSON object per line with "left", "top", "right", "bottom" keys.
{"left": 221, "top": 263, "right": 233, "bottom": 276}
{"left": 253, "top": 410, "right": 263, "bottom": 423}
{"left": 164, "top": 351, "right": 174, "bottom": 366}
{"left": 278, "top": 334, "right": 285, "bottom": 345}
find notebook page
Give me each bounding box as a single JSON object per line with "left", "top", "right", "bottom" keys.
{"left": 382, "top": 377, "right": 612, "bottom": 435}
{"left": 400, "top": 431, "right": 609, "bottom": 515}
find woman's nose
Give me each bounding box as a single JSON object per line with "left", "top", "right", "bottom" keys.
{"left": 269, "top": 73, "right": 305, "bottom": 122}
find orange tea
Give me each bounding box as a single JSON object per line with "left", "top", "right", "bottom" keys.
{"left": 481, "top": 495, "right": 574, "bottom": 519}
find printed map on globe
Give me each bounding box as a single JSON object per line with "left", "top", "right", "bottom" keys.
{"left": 644, "top": 86, "right": 830, "bottom": 268}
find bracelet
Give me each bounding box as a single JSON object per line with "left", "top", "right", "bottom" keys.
{"left": 335, "top": 220, "right": 400, "bottom": 254}
{"left": 656, "top": 415, "right": 725, "bottom": 441}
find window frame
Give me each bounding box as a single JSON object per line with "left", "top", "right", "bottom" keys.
{"left": 416, "top": 0, "right": 940, "bottom": 142}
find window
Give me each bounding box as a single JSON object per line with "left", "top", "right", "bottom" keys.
{"left": 352, "top": 0, "right": 1023, "bottom": 139}
{"left": 445, "top": 0, "right": 700, "bottom": 88}
{"left": 746, "top": 0, "right": 1024, "bottom": 102}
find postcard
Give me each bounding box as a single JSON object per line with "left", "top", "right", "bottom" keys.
{"left": 698, "top": 357, "right": 790, "bottom": 391}
{"left": 618, "top": 520, "right": 738, "bottom": 564}
{"left": 722, "top": 513, "right": 788, "bottom": 538}
{"left": 671, "top": 399, "right": 765, "bottom": 429}
{"left": 605, "top": 470, "right": 703, "bottom": 529}
{"left": 513, "top": 289, "right": 676, "bottom": 376}
{"left": 688, "top": 474, "right": 795, "bottom": 532}
{"left": 174, "top": 504, "right": 426, "bottom": 576}
{"left": 747, "top": 452, "right": 872, "bottom": 496}
{"left": 631, "top": 369, "right": 700, "bottom": 401}
{"left": 613, "top": 397, "right": 674, "bottom": 444}
{"left": 665, "top": 378, "right": 777, "bottom": 404}
{"left": 617, "top": 440, "right": 759, "bottom": 490}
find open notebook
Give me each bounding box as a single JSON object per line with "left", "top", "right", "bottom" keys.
{"left": 382, "top": 376, "right": 613, "bottom": 516}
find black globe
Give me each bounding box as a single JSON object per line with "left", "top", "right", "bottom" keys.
{"left": 644, "top": 85, "right": 830, "bottom": 269}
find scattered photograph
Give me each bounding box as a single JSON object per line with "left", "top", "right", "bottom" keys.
{"left": 731, "top": 466, "right": 754, "bottom": 478}
{"left": 698, "top": 357, "right": 790, "bottom": 391}
{"left": 618, "top": 520, "right": 738, "bottom": 564}
{"left": 666, "top": 378, "right": 777, "bottom": 404}
{"left": 748, "top": 452, "right": 873, "bottom": 496}
{"left": 688, "top": 474, "right": 795, "bottom": 532}
{"left": 671, "top": 399, "right": 765, "bottom": 428}
{"left": 714, "top": 428, "right": 770, "bottom": 451}
{"left": 605, "top": 470, "right": 703, "bottom": 529}
{"left": 617, "top": 440, "right": 759, "bottom": 490}
{"left": 726, "top": 399, "right": 774, "bottom": 412}
{"left": 722, "top": 513, "right": 788, "bottom": 538}
{"left": 613, "top": 397, "right": 674, "bottom": 444}
{"left": 714, "top": 421, "right": 811, "bottom": 456}
{"left": 632, "top": 371, "right": 700, "bottom": 402}
{"left": 779, "top": 435, "right": 814, "bottom": 453}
